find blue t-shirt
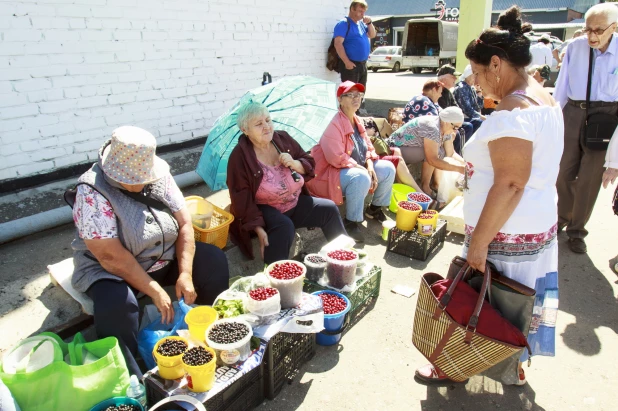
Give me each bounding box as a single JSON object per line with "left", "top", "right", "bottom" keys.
{"left": 333, "top": 17, "right": 370, "bottom": 62}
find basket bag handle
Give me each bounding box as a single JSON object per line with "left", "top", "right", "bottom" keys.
{"left": 149, "top": 395, "right": 206, "bottom": 411}
{"left": 433, "top": 262, "right": 492, "bottom": 344}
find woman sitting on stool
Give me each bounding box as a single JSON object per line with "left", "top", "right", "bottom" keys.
{"left": 227, "top": 102, "right": 347, "bottom": 263}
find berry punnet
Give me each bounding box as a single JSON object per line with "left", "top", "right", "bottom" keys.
{"left": 249, "top": 287, "right": 278, "bottom": 301}
{"left": 182, "top": 346, "right": 214, "bottom": 367}
{"left": 156, "top": 339, "right": 188, "bottom": 357}
{"left": 398, "top": 201, "right": 421, "bottom": 211}
{"left": 269, "top": 261, "right": 304, "bottom": 280}
{"left": 325, "top": 249, "right": 358, "bottom": 289}
{"left": 319, "top": 293, "right": 347, "bottom": 315}
{"left": 208, "top": 322, "right": 249, "bottom": 345}
{"left": 104, "top": 405, "right": 141, "bottom": 411}
{"left": 408, "top": 193, "right": 432, "bottom": 203}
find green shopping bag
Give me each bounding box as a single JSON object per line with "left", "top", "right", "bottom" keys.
{"left": 0, "top": 332, "right": 130, "bottom": 411}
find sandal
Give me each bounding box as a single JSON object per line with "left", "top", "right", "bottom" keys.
{"left": 414, "top": 364, "right": 466, "bottom": 385}
{"left": 515, "top": 367, "right": 527, "bottom": 386}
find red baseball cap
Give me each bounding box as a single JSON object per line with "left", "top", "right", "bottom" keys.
{"left": 337, "top": 81, "right": 365, "bottom": 97}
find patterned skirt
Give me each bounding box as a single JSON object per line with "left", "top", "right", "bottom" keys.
{"left": 463, "top": 223, "right": 559, "bottom": 359}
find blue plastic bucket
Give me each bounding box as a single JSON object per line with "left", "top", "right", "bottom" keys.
{"left": 407, "top": 193, "right": 432, "bottom": 211}
{"left": 313, "top": 290, "right": 351, "bottom": 346}
{"left": 89, "top": 397, "right": 144, "bottom": 411}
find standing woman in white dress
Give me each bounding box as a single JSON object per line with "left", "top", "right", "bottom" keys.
{"left": 415, "top": 6, "right": 564, "bottom": 386}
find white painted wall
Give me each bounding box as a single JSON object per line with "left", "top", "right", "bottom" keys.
{"left": 0, "top": 0, "right": 347, "bottom": 180}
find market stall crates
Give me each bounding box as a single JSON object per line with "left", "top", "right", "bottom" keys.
{"left": 144, "top": 356, "right": 264, "bottom": 411}
{"left": 263, "top": 332, "right": 316, "bottom": 400}
{"left": 386, "top": 220, "right": 447, "bottom": 261}
{"left": 303, "top": 265, "right": 382, "bottom": 327}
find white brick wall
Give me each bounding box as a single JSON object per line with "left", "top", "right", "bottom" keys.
{"left": 0, "top": 0, "right": 348, "bottom": 181}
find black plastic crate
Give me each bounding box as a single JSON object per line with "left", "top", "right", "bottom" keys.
{"left": 387, "top": 219, "right": 447, "bottom": 261}
{"left": 304, "top": 265, "right": 381, "bottom": 326}
{"left": 263, "top": 332, "right": 316, "bottom": 400}
{"left": 145, "top": 362, "right": 264, "bottom": 411}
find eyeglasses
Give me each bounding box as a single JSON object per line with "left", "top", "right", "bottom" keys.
{"left": 583, "top": 22, "right": 615, "bottom": 37}
{"left": 341, "top": 92, "right": 365, "bottom": 100}
{"left": 451, "top": 123, "right": 461, "bottom": 130}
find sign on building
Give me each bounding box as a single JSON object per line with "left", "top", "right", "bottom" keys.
{"left": 431, "top": 0, "right": 459, "bottom": 22}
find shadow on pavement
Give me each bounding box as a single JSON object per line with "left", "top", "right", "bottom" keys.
{"left": 557, "top": 236, "right": 618, "bottom": 356}
{"left": 420, "top": 379, "right": 546, "bottom": 410}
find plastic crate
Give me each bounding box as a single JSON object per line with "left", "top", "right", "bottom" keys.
{"left": 145, "top": 363, "right": 263, "bottom": 411}
{"left": 387, "top": 219, "right": 447, "bottom": 261}
{"left": 304, "top": 265, "right": 382, "bottom": 326}
{"left": 263, "top": 333, "right": 316, "bottom": 400}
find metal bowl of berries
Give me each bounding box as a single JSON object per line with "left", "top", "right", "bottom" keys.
{"left": 245, "top": 287, "right": 281, "bottom": 316}
{"left": 265, "top": 260, "right": 306, "bottom": 308}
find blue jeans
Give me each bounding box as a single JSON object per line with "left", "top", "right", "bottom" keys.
{"left": 339, "top": 160, "right": 396, "bottom": 222}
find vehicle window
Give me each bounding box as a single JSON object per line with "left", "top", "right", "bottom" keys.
{"left": 373, "top": 48, "right": 388, "bottom": 55}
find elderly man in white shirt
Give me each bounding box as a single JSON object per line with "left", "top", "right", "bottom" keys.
{"left": 554, "top": 3, "right": 618, "bottom": 254}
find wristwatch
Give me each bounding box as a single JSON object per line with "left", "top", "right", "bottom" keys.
{"left": 367, "top": 20, "right": 373, "bottom": 25}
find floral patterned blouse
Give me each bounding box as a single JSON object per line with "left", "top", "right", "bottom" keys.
{"left": 402, "top": 95, "right": 440, "bottom": 123}
{"left": 72, "top": 176, "right": 185, "bottom": 272}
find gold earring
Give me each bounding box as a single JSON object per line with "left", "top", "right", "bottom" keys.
{"left": 496, "top": 76, "right": 500, "bottom": 83}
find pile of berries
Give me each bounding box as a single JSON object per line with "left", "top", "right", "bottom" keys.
{"left": 249, "top": 287, "right": 279, "bottom": 301}
{"left": 424, "top": 210, "right": 438, "bottom": 216}
{"left": 327, "top": 250, "right": 357, "bottom": 261}
{"left": 269, "top": 261, "right": 304, "bottom": 280}
{"left": 156, "top": 338, "right": 188, "bottom": 357}
{"left": 104, "top": 405, "right": 141, "bottom": 411}
{"left": 182, "top": 346, "right": 213, "bottom": 367}
{"left": 319, "top": 293, "right": 347, "bottom": 315}
{"left": 408, "top": 193, "right": 432, "bottom": 203}
{"left": 208, "top": 322, "right": 249, "bottom": 345}
{"left": 398, "top": 201, "right": 421, "bottom": 211}
{"left": 306, "top": 255, "right": 326, "bottom": 264}
{"left": 418, "top": 213, "right": 433, "bottom": 220}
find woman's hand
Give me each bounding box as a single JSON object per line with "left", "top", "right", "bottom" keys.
{"left": 366, "top": 161, "right": 378, "bottom": 193}
{"left": 279, "top": 153, "right": 305, "bottom": 174}
{"left": 152, "top": 287, "right": 175, "bottom": 324}
{"left": 175, "top": 272, "right": 197, "bottom": 305}
{"left": 602, "top": 167, "right": 618, "bottom": 188}
{"left": 255, "top": 226, "right": 269, "bottom": 260}
{"left": 466, "top": 239, "right": 488, "bottom": 273}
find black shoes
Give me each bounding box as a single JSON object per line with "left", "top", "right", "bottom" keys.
{"left": 568, "top": 238, "right": 587, "bottom": 254}
{"left": 365, "top": 205, "right": 387, "bottom": 222}
{"left": 344, "top": 219, "right": 364, "bottom": 243}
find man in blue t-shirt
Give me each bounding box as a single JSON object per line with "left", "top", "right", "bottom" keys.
{"left": 333, "top": 1, "right": 376, "bottom": 97}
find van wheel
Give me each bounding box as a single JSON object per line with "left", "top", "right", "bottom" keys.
{"left": 371, "top": 68, "right": 378, "bottom": 72}
{"left": 392, "top": 62, "right": 401, "bottom": 73}
{"left": 412, "top": 67, "right": 422, "bottom": 74}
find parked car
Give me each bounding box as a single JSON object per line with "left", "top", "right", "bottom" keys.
{"left": 368, "top": 46, "right": 407, "bottom": 73}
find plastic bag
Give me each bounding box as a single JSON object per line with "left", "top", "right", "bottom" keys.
{"left": 137, "top": 299, "right": 192, "bottom": 370}
{"left": 437, "top": 158, "right": 464, "bottom": 204}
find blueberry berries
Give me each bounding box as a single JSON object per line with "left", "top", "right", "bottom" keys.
{"left": 208, "top": 322, "right": 249, "bottom": 345}
{"left": 156, "top": 339, "right": 188, "bottom": 357}
{"left": 182, "top": 346, "right": 214, "bottom": 367}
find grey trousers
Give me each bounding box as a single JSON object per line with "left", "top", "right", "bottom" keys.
{"left": 557, "top": 102, "right": 614, "bottom": 239}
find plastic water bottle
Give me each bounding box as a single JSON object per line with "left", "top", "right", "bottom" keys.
{"left": 126, "top": 375, "right": 147, "bottom": 409}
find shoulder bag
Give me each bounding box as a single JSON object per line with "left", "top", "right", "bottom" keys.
{"left": 584, "top": 47, "right": 618, "bottom": 151}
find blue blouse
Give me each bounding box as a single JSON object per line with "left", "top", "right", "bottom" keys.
{"left": 453, "top": 81, "right": 482, "bottom": 120}
{"left": 402, "top": 95, "right": 440, "bottom": 123}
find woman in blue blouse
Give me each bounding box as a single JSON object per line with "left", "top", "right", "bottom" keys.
{"left": 402, "top": 80, "right": 443, "bottom": 123}
{"left": 453, "top": 65, "right": 485, "bottom": 134}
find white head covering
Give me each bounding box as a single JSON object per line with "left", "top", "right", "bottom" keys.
{"left": 439, "top": 106, "right": 464, "bottom": 124}
{"left": 459, "top": 64, "right": 473, "bottom": 82}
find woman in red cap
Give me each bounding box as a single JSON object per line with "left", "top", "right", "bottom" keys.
{"left": 306, "top": 81, "right": 396, "bottom": 243}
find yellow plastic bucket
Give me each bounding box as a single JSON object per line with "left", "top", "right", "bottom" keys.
{"left": 152, "top": 336, "right": 188, "bottom": 380}
{"left": 185, "top": 196, "right": 215, "bottom": 229}
{"left": 395, "top": 201, "right": 422, "bottom": 231}
{"left": 424, "top": 210, "right": 439, "bottom": 229}
{"left": 182, "top": 346, "right": 217, "bottom": 392}
{"left": 417, "top": 214, "right": 434, "bottom": 236}
{"left": 389, "top": 183, "right": 416, "bottom": 213}
{"left": 185, "top": 306, "right": 218, "bottom": 343}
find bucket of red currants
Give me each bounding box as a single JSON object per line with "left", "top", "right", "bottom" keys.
{"left": 324, "top": 249, "right": 359, "bottom": 290}
{"left": 265, "top": 260, "right": 306, "bottom": 308}
{"left": 245, "top": 287, "right": 281, "bottom": 316}
{"left": 396, "top": 200, "right": 422, "bottom": 231}
{"left": 407, "top": 192, "right": 432, "bottom": 211}
{"left": 312, "top": 290, "right": 351, "bottom": 346}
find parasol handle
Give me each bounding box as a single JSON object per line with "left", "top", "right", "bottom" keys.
{"left": 271, "top": 140, "right": 301, "bottom": 182}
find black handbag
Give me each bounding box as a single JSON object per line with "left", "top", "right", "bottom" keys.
{"left": 613, "top": 185, "right": 618, "bottom": 215}
{"left": 584, "top": 48, "right": 618, "bottom": 151}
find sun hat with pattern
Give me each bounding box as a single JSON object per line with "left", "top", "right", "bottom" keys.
{"left": 101, "top": 126, "right": 169, "bottom": 185}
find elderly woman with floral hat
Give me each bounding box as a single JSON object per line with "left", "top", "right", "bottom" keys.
{"left": 68, "top": 126, "right": 229, "bottom": 378}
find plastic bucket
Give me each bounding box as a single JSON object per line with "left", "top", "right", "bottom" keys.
{"left": 152, "top": 336, "right": 189, "bottom": 380}
{"left": 182, "top": 346, "right": 217, "bottom": 393}
{"left": 389, "top": 183, "right": 416, "bottom": 213}
{"left": 185, "top": 306, "right": 218, "bottom": 343}
{"left": 424, "top": 210, "right": 439, "bottom": 229}
{"left": 395, "top": 201, "right": 422, "bottom": 231}
{"left": 206, "top": 318, "right": 253, "bottom": 366}
{"left": 304, "top": 253, "right": 327, "bottom": 282}
{"left": 407, "top": 193, "right": 432, "bottom": 211}
{"left": 324, "top": 250, "right": 358, "bottom": 289}
{"left": 266, "top": 260, "right": 306, "bottom": 308}
{"left": 382, "top": 220, "right": 396, "bottom": 241}
{"left": 417, "top": 214, "right": 434, "bottom": 236}
{"left": 90, "top": 397, "right": 144, "bottom": 411}
{"left": 312, "top": 291, "right": 351, "bottom": 346}
{"left": 185, "top": 196, "right": 214, "bottom": 230}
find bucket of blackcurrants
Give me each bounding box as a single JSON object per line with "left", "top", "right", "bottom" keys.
{"left": 181, "top": 346, "right": 217, "bottom": 392}
{"left": 152, "top": 336, "right": 189, "bottom": 380}
{"left": 304, "top": 253, "right": 327, "bottom": 282}
{"left": 265, "top": 260, "right": 306, "bottom": 308}
{"left": 324, "top": 249, "right": 358, "bottom": 290}
{"left": 89, "top": 397, "right": 144, "bottom": 411}
{"left": 205, "top": 318, "right": 253, "bottom": 366}
{"left": 312, "top": 290, "right": 351, "bottom": 346}
{"left": 245, "top": 286, "right": 281, "bottom": 316}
